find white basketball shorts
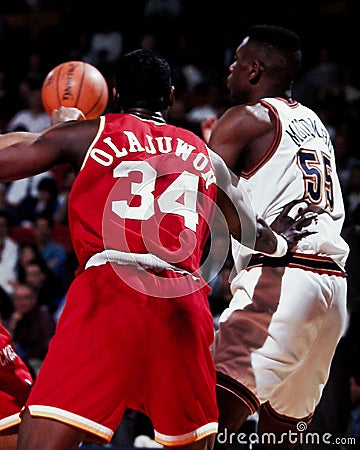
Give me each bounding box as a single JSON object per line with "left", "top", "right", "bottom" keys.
{"left": 212, "top": 254, "right": 348, "bottom": 419}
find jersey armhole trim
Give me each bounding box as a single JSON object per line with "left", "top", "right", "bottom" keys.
{"left": 240, "top": 100, "right": 281, "bottom": 180}
{"left": 80, "top": 115, "right": 106, "bottom": 171}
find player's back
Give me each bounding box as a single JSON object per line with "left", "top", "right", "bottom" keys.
{"left": 68, "top": 113, "right": 217, "bottom": 273}
{"left": 237, "top": 97, "right": 349, "bottom": 270}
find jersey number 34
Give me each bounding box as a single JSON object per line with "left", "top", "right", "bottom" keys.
{"left": 111, "top": 160, "right": 200, "bottom": 231}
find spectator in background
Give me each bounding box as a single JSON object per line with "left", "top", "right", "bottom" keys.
{"left": 0, "top": 68, "right": 16, "bottom": 132}
{"left": 6, "top": 79, "right": 50, "bottom": 134}
{"left": 16, "top": 242, "right": 45, "bottom": 283}
{"left": 0, "top": 285, "right": 13, "bottom": 324}
{"left": 21, "top": 50, "right": 47, "bottom": 87}
{"left": 143, "top": 0, "right": 183, "bottom": 58}
{"left": 5, "top": 282, "right": 56, "bottom": 377}
{"left": 17, "top": 176, "right": 59, "bottom": 226}
{"left": 86, "top": 28, "right": 122, "bottom": 66}
{"left": 33, "top": 213, "right": 67, "bottom": 280}
{"left": 325, "top": 66, "right": 360, "bottom": 105}
{"left": 140, "top": 34, "right": 159, "bottom": 53}
{"left": 345, "top": 164, "right": 360, "bottom": 225}
{"left": 294, "top": 46, "right": 342, "bottom": 109}
{"left": 0, "top": 211, "right": 19, "bottom": 296}
{"left": 23, "top": 256, "right": 65, "bottom": 315}
{"left": 82, "top": 15, "right": 123, "bottom": 77}
{"left": 5, "top": 171, "right": 54, "bottom": 214}
{"left": 143, "top": 0, "right": 182, "bottom": 51}
{"left": 143, "top": 0, "right": 182, "bottom": 20}
{"left": 184, "top": 80, "right": 222, "bottom": 137}
{"left": 332, "top": 125, "right": 360, "bottom": 195}
{"left": 53, "top": 166, "right": 76, "bottom": 226}
{"left": 5, "top": 78, "right": 53, "bottom": 213}
{"left": 0, "top": 182, "right": 17, "bottom": 223}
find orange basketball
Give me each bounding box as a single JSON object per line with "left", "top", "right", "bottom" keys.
{"left": 41, "top": 61, "right": 109, "bottom": 119}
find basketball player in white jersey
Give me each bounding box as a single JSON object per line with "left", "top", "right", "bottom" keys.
{"left": 204, "top": 25, "right": 349, "bottom": 449}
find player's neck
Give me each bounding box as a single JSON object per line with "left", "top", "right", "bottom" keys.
{"left": 125, "top": 108, "right": 166, "bottom": 123}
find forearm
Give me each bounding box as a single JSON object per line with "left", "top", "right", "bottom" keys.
{"left": 0, "top": 107, "right": 85, "bottom": 151}
{"left": 0, "top": 132, "right": 39, "bottom": 150}
{"left": 209, "top": 149, "right": 288, "bottom": 258}
{"left": 210, "top": 148, "right": 257, "bottom": 249}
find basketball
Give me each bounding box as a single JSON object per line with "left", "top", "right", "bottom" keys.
{"left": 41, "top": 61, "right": 109, "bottom": 119}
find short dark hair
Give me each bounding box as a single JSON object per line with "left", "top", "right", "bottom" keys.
{"left": 248, "top": 25, "right": 301, "bottom": 54}
{"left": 246, "top": 24, "right": 302, "bottom": 78}
{"left": 115, "top": 49, "right": 172, "bottom": 111}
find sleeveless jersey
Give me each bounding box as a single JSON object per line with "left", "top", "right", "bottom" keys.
{"left": 68, "top": 113, "right": 217, "bottom": 273}
{"left": 234, "top": 97, "right": 349, "bottom": 271}
{"left": 0, "top": 323, "right": 32, "bottom": 422}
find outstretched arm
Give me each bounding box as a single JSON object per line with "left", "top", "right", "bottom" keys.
{"left": 210, "top": 149, "right": 283, "bottom": 256}
{"left": 0, "top": 131, "right": 39, "bottom": 148}
{"left": 209, "top": 148, "right": 257, "bottom": 250}
{"left": 0, "top": 107, "right": 84, "bottom": 151}
{"left": 0, "top": 107, "right": 88, "bottom": 182}
{"left": 209, "top": 149, "right": 319, "bottom": 257}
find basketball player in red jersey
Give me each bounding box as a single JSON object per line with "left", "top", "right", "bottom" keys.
{"left": 0, "top": 108, "right": 82, "bottom": 450}
{"left": 0, "top": 49, "right": 316, "bottom": 450}
{"left": 0, "top": 323, "right": 33, "bottom": 450}
{"left": 202, "top": 25, "right": 349, "bottom": 449}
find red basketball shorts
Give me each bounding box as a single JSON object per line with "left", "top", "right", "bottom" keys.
{"left": 0, "top": 324, "right": 33, "bottom": 434}
{"left": 24, "top": 263, "right": 218, "bottom": 445}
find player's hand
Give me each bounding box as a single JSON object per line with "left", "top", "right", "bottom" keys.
{"left": 254, "top": 199, "right": 323, "bottom": 256}
{"left": 200, "top": 116, "right": 218, "bottom": 143}
{"left": 51, "top": 106, "right": 86, "bottom": 125}
{"left": 271, "top": 199, "right": 324, "bottom": 250}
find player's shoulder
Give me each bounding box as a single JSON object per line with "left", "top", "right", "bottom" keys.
{"left": 218, "top": 101, "right": 274, "bottom": 135}
{"left": 245, "top": 101, "right": 274, "bottom": 123}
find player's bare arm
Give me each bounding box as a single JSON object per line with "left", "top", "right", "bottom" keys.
{"left": 0, "top": 130, "right": 64, "bottom": 182}
{"left": 210, "top": 148, "right": 256, "bottom": 248}
{"left": 0, "top": 106, "right": 84, "bottom": 149}
{"left": 0, "top": 109, "right": 97, "bottom": 181}
{"left": 208, "top": 103, "right": 276, "bottom": 173}
{"left": 0, "top": 132, "right": 40, "bottom": 148}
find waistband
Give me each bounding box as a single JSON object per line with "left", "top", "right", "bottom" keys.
{"left": 246, "top": 252, "right": 346, "bottom": 277}
{"left": 85, "top": 250, "right": 200, "bottom": 281}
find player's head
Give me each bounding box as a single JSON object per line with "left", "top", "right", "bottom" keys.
{"left": 113, "top": 49, "right": 174, "bottom": 112}
{"left": 228, "top": 24, "right": 302, "bottom": 102}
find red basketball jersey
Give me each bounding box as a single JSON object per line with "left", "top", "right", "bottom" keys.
{"left": 0, "top": 323, "right": 32, "bottom": 430}
{"left": 69, "top": 114, "right": 217, "bottom": 273}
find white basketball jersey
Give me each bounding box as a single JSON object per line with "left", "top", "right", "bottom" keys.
{"left": 233, "top": 97, "right": 349, "bottom": 271}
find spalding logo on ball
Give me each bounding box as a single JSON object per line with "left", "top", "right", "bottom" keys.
{"left": 41, "top": 61, "right": 109, "bottom": 119}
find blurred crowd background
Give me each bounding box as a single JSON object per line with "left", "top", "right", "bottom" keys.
{"left": 0, "top": 1, "right": 359, "bottom": 448}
